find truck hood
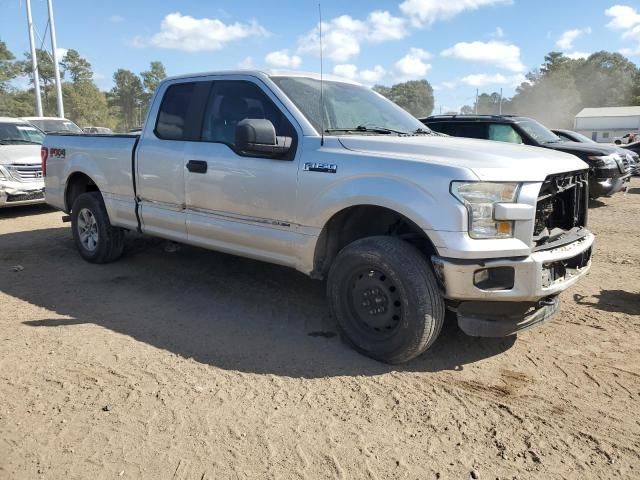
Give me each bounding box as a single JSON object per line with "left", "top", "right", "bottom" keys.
{"left": 543, "top": 140, "right": 621, "bottom": 158}
{"left": 338, "top": 135, "right": 588, "bottom": 181}
{"left": 0, "top": 144, "right": 41, "bottom": 165}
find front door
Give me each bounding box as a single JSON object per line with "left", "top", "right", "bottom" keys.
{"left": 183, "top": 78, "right": 302, "bottom": 264}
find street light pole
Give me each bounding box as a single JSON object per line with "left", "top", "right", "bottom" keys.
{"left": 25, "top": 0, "right": 43, "bottom": 116}
{"left": 47, "top": 0, "right": 64, "bottom": 118}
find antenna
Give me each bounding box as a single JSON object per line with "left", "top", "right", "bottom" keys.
{"left": 319, "top": 2, "right": 325, "bottom": 147}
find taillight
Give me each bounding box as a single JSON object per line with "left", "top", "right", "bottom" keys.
{"left": 41, "top": 147, "right": 48, "bottom": 177}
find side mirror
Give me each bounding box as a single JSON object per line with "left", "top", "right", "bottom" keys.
{"left": 235, "top": 119, "right": 292, "bottom": 157}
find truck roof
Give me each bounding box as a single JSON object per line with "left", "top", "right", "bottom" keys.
{"left": 163, "top": 69, "right": 362, "bottom": 86}
{"left": 0, "top": 117, "right": 31, "bottom": 124}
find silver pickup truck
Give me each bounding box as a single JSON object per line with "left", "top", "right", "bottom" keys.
{"left": 43, "top": 71, "right": 593, "bottom": 363}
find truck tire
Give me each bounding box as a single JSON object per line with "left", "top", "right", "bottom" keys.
{"left": 71, "top": 192, "right": 125, "bottom": 264}
{"left": 327, "top": 236, "right": 445, "bottom": 364}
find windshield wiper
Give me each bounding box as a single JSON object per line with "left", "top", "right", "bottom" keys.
{"left": 325, "top": 125, "right": 409, "bottom": 135}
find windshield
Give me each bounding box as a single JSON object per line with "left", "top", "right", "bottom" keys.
{"left": 0, "top": 122, "right": 45, "bottom": 144}
{"left": 271, "top": 76, "right": 428, "bottom": 135}
{"left": 566, "top": 131, "right": 595, "bottom": 143}
{"left": 29, "top": 119, "right": 83, "bottom": 134}
{"left": 517, "top": 119, "right": 561, "bottom": 144}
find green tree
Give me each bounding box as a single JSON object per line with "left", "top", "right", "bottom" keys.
{"left": 61, "top": 49, "right": 93, "bottom": 83}
{"left": 62, "top": 81, "right": 114, "bottom": 128}
{"left": 18, "top": 48, "right": 62, "bottom": 114}
{"left": 109, "top": 69, "right": 144, "bottom": 130}
{"left": 140, "top": 61, "right": 166, "bottom": 112}
{"left": 0, "top": 40, "right": 19, "bottom": 92}
{"left": 573, "top": 51, "right": 638, "bottom": 107}
{"left": 373, "top": 80, "right": 434, "bottom": 117}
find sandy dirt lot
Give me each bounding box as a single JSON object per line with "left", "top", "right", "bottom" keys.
{"left": 1, "top": 179, "right": 639, "bottom": 480}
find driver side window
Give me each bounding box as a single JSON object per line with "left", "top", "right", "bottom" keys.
{"left": 201, "top": 81, "right": 295, "bottom": 149}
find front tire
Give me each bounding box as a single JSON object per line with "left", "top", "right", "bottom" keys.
{"left": 327, "top": 236, "right": 445, "bottom": 364}
{"left": 71, "top": 192, "right": 124, "bottom": 263}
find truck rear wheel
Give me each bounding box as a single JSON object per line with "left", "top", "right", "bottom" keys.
{"left": 327, "top": 236, "right": 445, "bottom": 364}
{"left": 71, "top": 192, "right": 124, "bottom": 264}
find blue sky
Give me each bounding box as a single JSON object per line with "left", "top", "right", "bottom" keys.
{"left": 1, "top": 0, "right": 640, "bottom": 112}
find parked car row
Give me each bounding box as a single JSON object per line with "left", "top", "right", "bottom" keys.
{"left": 0, "top": 117, "right": 46, "bottom": 208}
{"left": 420, "top": 115, "right": 634, "bottom": 197}
{"left": 0, "top": 117, "right": 120, "bottom": 209}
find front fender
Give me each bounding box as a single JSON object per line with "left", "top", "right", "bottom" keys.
{"left": 300, "top": 175, "right": 466, "bottom": 234}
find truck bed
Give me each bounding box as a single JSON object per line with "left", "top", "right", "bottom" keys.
{"left": 43, "top": 133, "right": 140, "bottom": 230}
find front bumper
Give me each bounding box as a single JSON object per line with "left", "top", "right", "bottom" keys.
{"left": 432, "top": 233, "right": 593, "bottom": 336}
{"left": 591, "top": 174, "right": 631, "bottom": 197}
{"left": 432, "top": 232, "right": 593, "bottom": 302}
{"left": 0, "top": 181, "right": 45, "bottom": 208}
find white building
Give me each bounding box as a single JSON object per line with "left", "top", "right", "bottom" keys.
{"left": 574, "top": 106, "right": 640, "bottom": 143}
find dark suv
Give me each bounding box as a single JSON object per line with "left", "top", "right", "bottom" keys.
{"left": 421, "top": 115, "right": 631, "bottom": 198}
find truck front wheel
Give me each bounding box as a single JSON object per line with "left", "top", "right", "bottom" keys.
{"left": 327, "top": 236, "right": 445, "bottom": 364}
{"left": 71, "top": 192, "right": 124, "bottom": 264}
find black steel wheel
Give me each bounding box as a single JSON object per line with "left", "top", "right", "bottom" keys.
{"left": 328, "top": 236, "right": 445, "bottom": 364}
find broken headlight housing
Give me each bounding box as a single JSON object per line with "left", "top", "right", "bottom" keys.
{"left": 451, "top": 182, "right": 520, "bottom": 239}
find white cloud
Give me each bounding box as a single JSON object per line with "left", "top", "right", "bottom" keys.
{"left": 565, "top": 51, "right": 591, "bottom": 60}
{"left": 606, "top": 5, "right": 640, "bottom": 55}
{"left": 109, "top": 15, "right": 124, "bottom": 23}
{"left": 332, "top": 64, "right": 386, "bottom": 84}
{"left": 238, "top": 56, "right": 255, "bottom": 69}
{"left": 265, "top": 50, "right": 302, "bottom": 68}
{"left": 143, "top": 12, "right": 268, "bottom": 52}
{"left": 55, "top": 48, "right": 68, "bottom": 59}
{"left": 399, "top": 0, "right": 512, "bottom": 27}
{"left": 441, "top": 40, "right": 525, "bottom": 72}
{"left": 460, "top": 72, "right": 525, "bottom": 87}
{"left": 297, "top": 10, "right": 407, "bottom": 63}
{"left": 360, "top": 65, "right": 386, "bottom": 83}
{"left": 393, "top": 48, "right": 432, "bottom": 81}
{"left": 556, "top": 27, "right": 591, "bottom": 50}
{"left": 492, "top": 27, "right": 504, "bottom": 38}
{"left": 606, "top": 5, "right": 640, "bottom": 30}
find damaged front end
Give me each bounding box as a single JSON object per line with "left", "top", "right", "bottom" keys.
{"left": 0, "top": 164, "right": 45, "bottom": 208}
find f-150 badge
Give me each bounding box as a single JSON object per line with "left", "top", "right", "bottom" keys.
{"left": 304, "top": 162, "right": 337, "bottom": 173}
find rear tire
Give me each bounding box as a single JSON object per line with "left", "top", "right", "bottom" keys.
{"left": 327, "top": 236, "right": 445, "bottom": 364}
{"left": 71, "top": 192, "right": 124, "bottom": 263}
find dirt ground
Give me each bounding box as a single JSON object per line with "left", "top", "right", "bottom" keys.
{"left": 1, "top": 179, "right": 639, "bottom": 480}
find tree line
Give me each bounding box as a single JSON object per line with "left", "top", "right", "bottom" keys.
{"left": 463, "top": 51, "right": 640, "bottom": 128}
{"left": 2, "top": 39, "right": 639, "bottom": 132}
{"left": 0, "top": 40, "right": 166, "bottom": 131}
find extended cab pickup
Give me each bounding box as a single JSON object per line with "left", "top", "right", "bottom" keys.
{"left": 44, "top": 71, "right": 594, "bottom": 363}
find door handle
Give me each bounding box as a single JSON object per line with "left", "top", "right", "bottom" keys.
{"left": 186, "top": 160, "right": 208, "bottom": 174}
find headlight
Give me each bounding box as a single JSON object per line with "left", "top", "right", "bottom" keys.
{"left": 451, "top": 182, "right": 520, "bottom": 239}
{"left": 0, "top": 166, "right": 8, "bottom": 181}
{"left": 588, "top": 153, "right": 620, "bottom": 168}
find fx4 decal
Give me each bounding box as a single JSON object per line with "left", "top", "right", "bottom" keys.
{"left": 49, "top": 148, "right": 66, "bottom": 159}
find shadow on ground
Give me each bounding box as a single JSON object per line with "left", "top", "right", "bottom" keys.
{"left": 2, "top": 227, "right": 515, "bottom": 378}
{"left": 574, "top": 291, "right": 640, "bottom": 316}
{"left": 0, "top": 204, "right": 55, "bottom": 220}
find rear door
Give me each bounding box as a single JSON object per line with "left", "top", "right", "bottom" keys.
{"left": 135, "top": 81, "right": 208, "bottom": 241}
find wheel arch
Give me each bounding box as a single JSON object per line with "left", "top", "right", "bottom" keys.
{"left": 312, "top": 204, "right": 439, "bottom": 278}
{"left": 65, "top": 171, "right": 100, "bottom": 212}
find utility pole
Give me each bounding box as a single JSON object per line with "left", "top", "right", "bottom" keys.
{"left": 475, "top": 89, "right": 478, "bottom": 114}
{"left": 47, "top": 0, "right": 64, "bottom": 118}
{"left": 25, "top": 0, "right": 43, "bottom": 116}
